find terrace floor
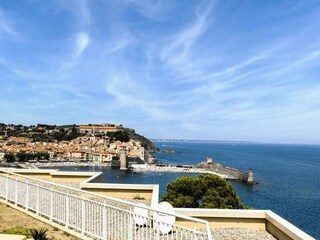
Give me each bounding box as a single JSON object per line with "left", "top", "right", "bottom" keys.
{"left": 0, "top": 202, "right": 79, "bottom": 240}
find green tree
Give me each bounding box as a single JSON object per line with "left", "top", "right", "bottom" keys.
{"left": 36, "top": 152, "right": 49, "bottom": 160}
{"left": 65, "top": 126, "right": 79, "bottom": 140}
{"left": 16, "top": 152, "right": 31, "bottom": 162}
{"left": 4, "top": 153, "right": 15, "bottom": 162}
{"left": 107, "top": 131, "right": 130, "bottom": 142}
{"left": 112, "top": 155, "right": 120, "bottom": 161}
{"left": 16, "top": 152, "right": 49, "bottom": 162}
{"left": 161, "top": 174, "right": 246, "bottom": 209}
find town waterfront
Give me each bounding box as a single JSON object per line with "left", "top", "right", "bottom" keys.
{"left": 50, "top": 142, "right": 320, "bottom": 239}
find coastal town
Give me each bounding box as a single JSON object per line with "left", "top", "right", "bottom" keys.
{"left": 0, "top": 123, "right": 153, "bottom": 165}
{"left": 0, "top": 123, "right": 254, "bottom": 183}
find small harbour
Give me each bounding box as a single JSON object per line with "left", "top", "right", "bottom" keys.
{"left": 16, "top": 157, "right": 254, "bottom": 184}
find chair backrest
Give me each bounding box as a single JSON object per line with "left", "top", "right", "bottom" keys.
{"left": 133, "top": 203, "right": 148, "bottom": 226}
{"left": 153, "top": 202, "right": 176, "bottom": 235}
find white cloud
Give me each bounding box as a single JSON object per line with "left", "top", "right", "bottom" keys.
{"left": 0, "top": 8, "right": 17, "bottom": 37}
{"left": 105, "top": 69, "right": 174, "bottom": 121}
{"left": 160, "top": 3, "right": 214, "bottom": 66}
{"left": 75, "top": 32, "right": 90, "bottom": 57}
{"left": 105, "top": 39, "right": 129, "bottom": 55}
{"left": 55, "top": 0, "right": 91, "bottom": 28}
{"left": 127, "top": 0, "right": 174, "bottom": 21}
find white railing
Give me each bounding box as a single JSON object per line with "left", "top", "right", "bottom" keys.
{"left": 0, "top": 170, "right": 212, "bottom": 240}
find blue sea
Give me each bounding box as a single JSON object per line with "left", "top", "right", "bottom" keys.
{"left": 52, "top": 142, "right": 320, "bottom": 239}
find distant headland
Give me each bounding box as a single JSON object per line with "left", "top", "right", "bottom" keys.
{"left": 151, "top": 138, "right": 259, "bottom": 144}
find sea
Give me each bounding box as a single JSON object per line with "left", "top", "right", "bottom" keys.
{"left": 51, "top": 142, "right": 320, "bottom": 239}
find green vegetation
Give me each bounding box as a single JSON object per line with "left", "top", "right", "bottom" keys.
{"left": 2, "top": 152, "right": 49, "bottom": 162}
{"left": 161, "top": 174, "right": 246, "bottom": 209}
{"left": 107, "top": 131, "right": 130, "bottom": 142}
{"left": 133, "top": 194, "right": 146, "bottom": 200}
{"left": 1, "top": 227, "right": 52, "bottom": 240}
{"left": 112, "top": 155, "right": 120, "bottom": 161}
{"left": 1, "top": 226, "right": 32, "bottom": 237}
{"left": 123, "top": 128, "right": 156, "bottom": 151}
{"left": 30, "top": 228, "right": 51, "bottom": 240}
{"left": 4, "top": 153, "right": 15, "bottom": 162}
{"left": 111, "top": 155, "right": 120, "bottom": 168}
{"left": 16, "top": 152, "right": 49, "bottom": 162}
{"left": 0, "top": 123, "right": 83, "bottom": 142}
{"left": 0, "top": 123, "right": 156, "bottom": 151}
{"left": 51, "top": 126, "right": 82, "bottom": 141}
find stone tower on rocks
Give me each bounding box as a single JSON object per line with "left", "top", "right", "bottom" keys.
{"left": 247, "top": 168, "right": 254, "bottom": 184}
{"left": 119, "top": 144, "right": 128, "bottom": 171}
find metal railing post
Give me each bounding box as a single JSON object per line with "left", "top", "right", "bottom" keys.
{"left": 36, "top": 182, "right": 39, "bottom": 215}
{"left": 5, "top": 175, "right": 8, "bottom": 202}
{"left": 102, "top": 202, "right": 107, "bottom": 240}
{"left": 65, "top": 194, "right": 69, "bottom": 228}
{"left": 50, "top": 187, "right": 53, "bottom": 222}
{"left": 206, "top": 222, "right": 212, "bottom": 240}
{"left": 81, "top": 199, "right": 86, "bottom": 235}
{"left": 194, "top": 222, "right": 197, "bottom": 239}
{"left": 156, "top": 218, "right": 160, "bottom": 240}
{"left": 127, "top": 212, "right": 133, "bottom": 240}
{"left": 25, "top": 179, "right": 29, "bottom": 210}
{"left": 15, "top": 178, "right": 18, "bottom": 206}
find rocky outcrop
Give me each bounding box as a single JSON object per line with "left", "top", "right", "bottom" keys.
{"left": 123, "top": 128, "right": 156, "bottom": 152}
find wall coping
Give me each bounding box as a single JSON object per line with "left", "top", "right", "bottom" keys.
{"left": 265, "top": 210, "right": 315, "bottom": 240}
{"left": 175, "top": 208, "right": 266, "bottom": 218}
{"left": 0, "top": 168, "right": 57, "bottom": 174}
{"left": 51, "top": 171, "right": 98, "bottom": 177}
{"left": 80, "top": 182, "right": 157, "bottom": 190}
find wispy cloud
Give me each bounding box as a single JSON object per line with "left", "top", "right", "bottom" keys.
{"left": 160, "top": 2, "right": 214, "bottom": 68}
{"left": 55, "top": 0, "right": 91, "bottom": 28}
{"left": 104, "top": 39, "right": 130, "bottom": 55}
{"left": 105, "top": 69, "right": 174, "bottom": 121}
{"left": 0, "top": 7, "right": 18, "bottom": 37}
{"left": 199, "top": 54, "right": 267, "bottom": 82}
{"left": 75, "top": 32, "right": 90, "bottom": 57}
{"left": 127, "top": 0, "right": 174, "bottom": 20}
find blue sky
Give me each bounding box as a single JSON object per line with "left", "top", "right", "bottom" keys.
{"left": 1, "top": 0, "right": 320, "bottom": 144}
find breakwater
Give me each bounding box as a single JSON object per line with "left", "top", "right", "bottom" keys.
{"left": 131, "top": 161, "right": 254, "bottom": 184}
{"left": 197, "top": 158, "right": 254, "bottom": 184}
